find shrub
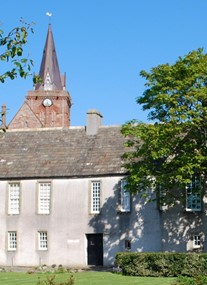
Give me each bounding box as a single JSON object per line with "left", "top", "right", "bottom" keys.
{"left": 36, "top": 274, "right": 75, "bottom": 285}
{"left": 115, "top": 252, "right": 207, "bottom": 277}
{"left": 172, "top": 275, "right": 207, "bottom": 285}
{"left": 56, "top": 265, "right": 67, "bottom": 274}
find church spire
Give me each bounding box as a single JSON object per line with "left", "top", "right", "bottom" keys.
{"left": 8, "top": 24, "right": 72, "bottom": 130}
{"left": 35, "top": 24, "right": 64, "bottom": 91}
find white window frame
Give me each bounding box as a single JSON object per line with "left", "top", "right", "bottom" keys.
{"left": 186, "top": 175, "right": 201, "bottom": 211}
{"left": 120, "top": 180, "right": 131, "bottom": 212}
{"left": 38, "top": 231, "right": 48, "bottom": 250}
{"left": 38, "top": 182, "right": 51, "bottom": 214}
{"left": 8, "top": 183, "right": 20, "bottom": 215}
{"left": 8, "top": 231, "right": 17, "bottom": 251}
{"left": 91, "top": 181, "right": 101, "bottom": 214}
{"left": 193, "top": 235, "right": 201, "bottom": 248}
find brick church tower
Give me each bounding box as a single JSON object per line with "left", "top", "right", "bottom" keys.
{"left": 9, "top": 25, "right": 72, "bottom": 129}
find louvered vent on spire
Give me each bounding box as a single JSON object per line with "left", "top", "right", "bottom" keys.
{"left": 35, "top": 24, "right": 64, "bottom": 91}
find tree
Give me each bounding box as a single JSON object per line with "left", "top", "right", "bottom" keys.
{"left": 0, "top": 19, "right": 40, "bottom": 130}
{"left": 121, "top": 48, "right": 207, "bottom": 204}
{"left": 0, "top": 18, "right": 38, "bottom": 83}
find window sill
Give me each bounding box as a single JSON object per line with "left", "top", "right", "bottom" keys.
{"left": 185, "top": 209, "right": 202, "bottom": 212}
{"left": 117, "top": 211, "right": 131, "bottom": 214}
{"left": 89, "top": 212, "right": 101, "bottom": 215}
{"left": 38, "top": 249, "right": 48, "bottom": 251}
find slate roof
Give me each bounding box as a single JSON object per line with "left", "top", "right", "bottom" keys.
{"left": 0, "top": 126, "right": 127, "bottom": 180}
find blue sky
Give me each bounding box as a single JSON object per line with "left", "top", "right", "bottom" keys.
{"left": 0, "top": 0, "right": 207, "bottom": 126}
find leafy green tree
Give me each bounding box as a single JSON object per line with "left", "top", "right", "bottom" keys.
{"left": 0, "top": 18, "right": 38, "bottom": 83}
{"left": 0, "top": 19, "right": 40, "bottom": 130}
{"left": 121, "top": 48, "right": 207, "bottom": 204}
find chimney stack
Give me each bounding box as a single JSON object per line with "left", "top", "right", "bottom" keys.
{"left": 86, "top": 109, "right": 102, "bottom": 135}
{"left": 1, "top": 105, "right": 6, "bottom": 131}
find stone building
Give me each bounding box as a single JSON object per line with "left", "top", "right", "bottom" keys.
{"left": 0, "top": 25, "right": 205, "bottom": 267}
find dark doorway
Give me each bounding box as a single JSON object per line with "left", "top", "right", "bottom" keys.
{"left": 86, "top": 234, "right": 103, "bottom": 266}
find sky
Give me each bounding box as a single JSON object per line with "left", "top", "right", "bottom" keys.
{"left": 0, "top": 0, "right": 207, "bottom": 127}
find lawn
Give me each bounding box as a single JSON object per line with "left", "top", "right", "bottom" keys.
{"left": 0, "top": 271, "right": 175, "bottom": 285}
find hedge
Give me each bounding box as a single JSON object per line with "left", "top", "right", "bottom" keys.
{"left": 115, "top": 252, "right": 207, "bottom": 277}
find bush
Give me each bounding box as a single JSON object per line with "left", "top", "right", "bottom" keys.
{"left": 172, "top": 275, "right": 207, "bottom": 285}
{"left": 36, "top": 274, "right": 75, "bottom": 285}
{"left": 56, "top": 265, "right": 68, "bottom": 274}
{"left": 115, "top": 252, "right": 207, "bottom": 277}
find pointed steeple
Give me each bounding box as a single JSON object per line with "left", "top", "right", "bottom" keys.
{"left": 35, "top": 24, "right": 64, "bottom": 91}
{"left": 9, "top": 25, "right": 72, "bottom": 129}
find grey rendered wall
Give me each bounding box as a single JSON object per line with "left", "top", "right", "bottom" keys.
{"left": 161, "top": 198, "right": 207, "bottom": 252}
{"left": 0, "top": 177, "right": 162, "bottom": 267}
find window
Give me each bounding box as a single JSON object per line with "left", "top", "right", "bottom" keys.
{"left": 91, "top": 181, "right": 101, "bottom": 214}
{"left": 8, "top": 183, "right": 20, "bottom": 214}
{"left": 186, "top": 175, "right": 201, "bottom": 211}
{"left": 40, "top": 112, "right": 44, "bottom": 124}
{"left": 193, "top": 235, "right": 201, "bottom": 248}
{"left": 38, "top": 182, "right": 51, "bottom": 214}
{"left": 125, "top": 239, "right": 131, "bottom": 250}
{"left": 38, "top": 231, "right": 48, "bottom": 250}
{"left": 8, "top": 231, "right": 17, "bottom": 251}
{"left": 120, "top": 180, "right": 131, "bottom": 212}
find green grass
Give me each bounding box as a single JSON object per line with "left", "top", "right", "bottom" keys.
{"left": 0, "top": 271, "right": 175, "bottom": 285}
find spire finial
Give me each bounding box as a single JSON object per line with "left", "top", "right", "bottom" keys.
{"left": 46, "top": 12, "right": 52, "bottom": 24}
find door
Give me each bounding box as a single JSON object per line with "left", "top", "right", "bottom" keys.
{"left": 86, "top": 234, "right": 103, "bottom": 266}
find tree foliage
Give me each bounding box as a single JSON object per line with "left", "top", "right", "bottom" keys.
{"left": 0, "top": 18, "right": 39, "bottom": 84}
{"left": 121, "top": 48, "right": 207, "bottom": 204}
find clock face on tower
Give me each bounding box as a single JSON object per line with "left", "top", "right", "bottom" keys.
{"left": 43, "top": 98, "right": 53, "bottom": 107}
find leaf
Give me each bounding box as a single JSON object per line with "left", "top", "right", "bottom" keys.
{"left": 14, "top": 61, "right": 21, "bottom": 67}
{"left": 17, "top": 47, "right": 22, "bottom": 56}
{"left": 11, "top": 46, "right": 17, "bottom": 57}
{"left": 20, "top": 58, "right": 28, "bottom": 63}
